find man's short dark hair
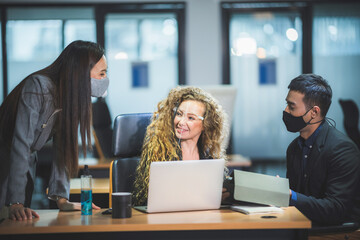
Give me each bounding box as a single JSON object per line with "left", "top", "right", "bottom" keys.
{"left": 288, "top": 74, "right": 332, "bottom": 117}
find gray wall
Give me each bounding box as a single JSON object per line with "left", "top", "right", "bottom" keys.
{"left": 3, "top": 0, "right": 226, "bottom": 86}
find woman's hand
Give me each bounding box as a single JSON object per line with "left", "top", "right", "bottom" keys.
{"left": 56, "top": 198, "right": 100, "bottom": 211}
{"left": 9, "top": 203, "right": 40, "bottom": 221}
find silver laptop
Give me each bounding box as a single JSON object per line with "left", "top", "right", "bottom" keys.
{"left": 135, "top": 159, "right": 225, "bottom": 213}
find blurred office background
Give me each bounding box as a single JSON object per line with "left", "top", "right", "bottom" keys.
{"left": 0, "top": 0, "right": 359, "bottom": 207}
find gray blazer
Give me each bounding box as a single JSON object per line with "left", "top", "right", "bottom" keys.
{"left": 0, "top": 74, "right": 70, "bottom": 209}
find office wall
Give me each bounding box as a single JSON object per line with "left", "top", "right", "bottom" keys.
{"left": 2, "top": 0, "right": 225, "bottom": 126}
{"left": 186, "top": 0, "right": 221, "bottom": 86}
{"left": 2, "top": 0, "right": 360, "bottom": 159}
{"left": 231, "top": 55, "right": 301, "bottom": 158}
{"left": 107, "top": 58, "right": 177, "bottom": 121}
{"left": 2, "top": 0, "right": 224, "bottom": 87}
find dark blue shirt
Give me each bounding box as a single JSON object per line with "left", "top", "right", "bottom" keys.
{"left": 290, "top": 122, "right": 324, "bottom": 205}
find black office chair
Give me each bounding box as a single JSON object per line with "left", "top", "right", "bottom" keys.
{"left": 92, "top": 97, "right": 113, "bottom": 158}
{"left": 309, "top": 222, "right": 360, "bottom": 239}
{"left": 339, "top": 99, "right": 360, "bottom": 149}
{"left": 109, "top": 113, "right": 152, "bottom": 207}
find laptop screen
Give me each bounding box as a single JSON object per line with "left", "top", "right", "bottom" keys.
{"left": 146, "top": 159, "right": 225, "bottom": 213}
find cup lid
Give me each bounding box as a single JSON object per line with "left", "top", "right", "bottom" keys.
{"left": 112, "top": 192, "right": 131, "bottom": 196}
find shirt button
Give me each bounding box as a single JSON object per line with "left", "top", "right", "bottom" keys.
{"left": 305, "top": 155, "right": 308, "bottom": 158}
{"left": 310, "top": 145, "right": 312, "bottom": 148}
{"left": 304, "top": 174, "right": 307, "bottom": 178}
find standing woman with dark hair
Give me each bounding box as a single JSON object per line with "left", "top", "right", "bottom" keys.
{"left": 0, "top": 40, "right": 109, "bottom": 221}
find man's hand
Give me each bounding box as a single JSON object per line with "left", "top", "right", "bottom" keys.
{"left": 56, "top": 198, "right": 100, "bottom": 211}
{"left": 9, "top": 204, "right": 39, "bottom": 221}
{"left": 222, "top": 188, "right": 230, "bottom": 201}
{"left": 276, "top": 175, "right": 292, "bottom": 197}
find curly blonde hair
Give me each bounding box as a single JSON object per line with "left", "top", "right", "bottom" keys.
{"left": 133, "top": 86, "right": 228, "bottom": 206}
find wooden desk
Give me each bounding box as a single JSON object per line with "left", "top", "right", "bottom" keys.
{"left": 78, "top": 155, "right": 251, "bottom": 172}
{"left": 77, "top": 158, "right": 114, "bottom": 178}
{"left": 0, "top": 207, "right": 310, "bottom": 240}
{"left": 226, "top": 154, "right": 252, "bottom": 168}
{"left": 78, "top": 157, "right": 113, "bottom": 170}
{"left": 47, "top": 178, "right": 110, "bottom": 208}
{"left": 47, "top": 178, "right": 109, "bottom": 195}
{"left": 70, "top": 178, "right": 109, "bottom": 194}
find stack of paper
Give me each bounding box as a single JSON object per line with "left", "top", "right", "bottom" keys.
{"left": 230, "top": 205, "right": 284, "bottom": 215}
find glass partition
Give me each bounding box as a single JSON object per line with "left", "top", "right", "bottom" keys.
{"left": 313, "top": 3, "right": 360, "bottom": 134}
{"left": 7, "top": 20, "right": 62, "bottom": 91}
{"left": 6, "top": 7, "right": 95, "bottom": 94}
{"left": 64, "top": 20, "right": 96, "bottom": 46}
{"left": 105, "top": 13, "right": 179, "bottom": 120}
{"left": 229, "top": 11, "right": 302, "bottom": 158}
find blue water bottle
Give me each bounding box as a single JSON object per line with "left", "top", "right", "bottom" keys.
{"left": 81, "top": 165, "right": 92, "bottom": 215}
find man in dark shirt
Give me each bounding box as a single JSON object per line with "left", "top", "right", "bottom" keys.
{"left": 283, "top": 73, "right": 360, "bottom": 225}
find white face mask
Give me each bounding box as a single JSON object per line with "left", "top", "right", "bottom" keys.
{"left": 91, "top": 77, "right": 109, "bottom": 97}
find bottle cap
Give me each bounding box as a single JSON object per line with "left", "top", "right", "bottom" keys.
{"left": 84, "top": 165, "right": 90, "bottom": 176}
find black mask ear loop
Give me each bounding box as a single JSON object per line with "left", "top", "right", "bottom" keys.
{"left": 307, "top": 106, "right": 326, "bottom": 125}
{"left": 301, "top": 106, "right": 314, "bottom": 125}
{"left": 306, "top": 117, "right": 314, "bottom": 125}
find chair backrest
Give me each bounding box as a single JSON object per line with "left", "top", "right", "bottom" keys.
{"left": 112, "top": 113, "right": 152, "bottom": 158}
{"left": 92, "top": 98, "right": 113, "bottom": 158}
{"left": 339, "top": 99, "right": 360, "bottom": 149}
{"left": 109, "top": 113, "right": 152, "bottom": 207}
{"left": 111, "top": 158, "right": 140, "bottom": 193}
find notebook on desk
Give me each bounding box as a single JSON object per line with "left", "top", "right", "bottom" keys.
{"left": 233, "top": 170, "right": 290, "bottom": 207}
{"left": 134, "top": 159, "right": 225, "bottom": 213}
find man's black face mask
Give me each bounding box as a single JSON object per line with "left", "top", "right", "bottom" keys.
{"left": 282, "top": 107, "right": 313, "bottom": 133}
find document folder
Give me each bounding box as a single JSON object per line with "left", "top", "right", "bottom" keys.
{"left": 230, "top": 205, "right": 284, "bottom": 215}
{"left": 233, "top": 170, "right": 290, "bottom": 207}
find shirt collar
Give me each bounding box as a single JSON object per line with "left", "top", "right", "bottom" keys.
{"left": 298, "top": 121, "right": 324, "bottom": 148}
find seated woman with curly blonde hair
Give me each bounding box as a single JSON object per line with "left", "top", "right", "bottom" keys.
{"left": 133, "top": 86, "right": 229, "bottom": 206}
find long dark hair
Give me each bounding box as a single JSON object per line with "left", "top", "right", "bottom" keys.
{"left": 0, "top": 40, "right": 104, "bottom": 177}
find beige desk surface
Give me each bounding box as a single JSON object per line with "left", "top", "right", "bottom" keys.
{"left": 77, "top": 155, "right": 251, "bottom": 170}
{"left": 0, "top": 207, "right": 310, "bottom": 235}
{"left": 226, "top": 154, "right": 252, "bottom": 167}
{"left": 70, "top": 178, "right": 109, "bottom": 194}
{"left": 78, "top": 158, "right": 113, "bottom": 169}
